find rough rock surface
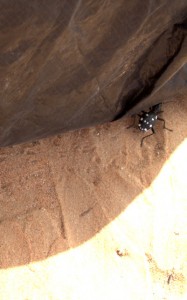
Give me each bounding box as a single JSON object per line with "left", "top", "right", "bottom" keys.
{"left": 0, "top": 1, "right": 187, "bottom": 146}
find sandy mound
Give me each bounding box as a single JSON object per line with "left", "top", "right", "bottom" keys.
{"left": 0, "top": 99, "right": 186, "bottom": 299}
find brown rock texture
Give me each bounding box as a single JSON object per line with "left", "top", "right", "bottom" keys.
{"left": 0, "top": 1, "right": 187, "bottom": 147}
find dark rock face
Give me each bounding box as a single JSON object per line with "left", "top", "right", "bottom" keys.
{"left": 0, "top": 0, "right": 187, "bottom": 146}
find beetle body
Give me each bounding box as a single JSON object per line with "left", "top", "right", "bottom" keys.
{"left": 127, "top": 103, "right": 173, "bottom": 146}
{"left": 138, "top": 104, "right": 161, "bottom": 132}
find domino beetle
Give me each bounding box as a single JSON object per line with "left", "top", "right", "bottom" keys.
{"left": 128, "top": 103, "right": 173, "bottom": 146}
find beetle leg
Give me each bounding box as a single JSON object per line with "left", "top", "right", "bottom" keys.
{"left": 137, "top": 110, "right": 146, "bottom": 118}
{"left": 127, "top": 115, "right": 136, "bottom": 129}
{"left": 141, "top": 128, "right": 155, "bottom": 147}
{"left": 157, "top": 117, "right": 173, "bottom": 131}
{"left": 157, "top": 111, "right": 164, "bottom": 115}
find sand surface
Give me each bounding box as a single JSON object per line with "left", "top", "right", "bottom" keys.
{"left": 0, "top": 99, "right": 187, "bottom": 299}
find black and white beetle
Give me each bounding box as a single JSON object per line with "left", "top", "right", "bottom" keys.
{"left": 128, "top": 103, "right": 173, "bottom": 146}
